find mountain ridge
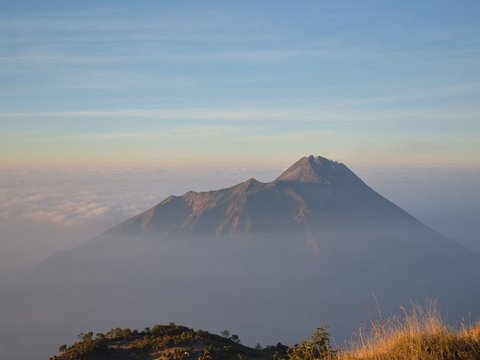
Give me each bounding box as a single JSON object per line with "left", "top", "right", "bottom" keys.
{"left": 105, "top": 155, "right": 430, "bottom": 243}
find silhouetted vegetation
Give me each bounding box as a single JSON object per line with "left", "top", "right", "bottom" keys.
{"left": 51, "top": 323, "right": 287, "bottom": 360}
{"left": 53, "top": 303, "right": 480, "bottom": 360}
{"left": 288, "top": 326, "right": 336, "bottom": 360}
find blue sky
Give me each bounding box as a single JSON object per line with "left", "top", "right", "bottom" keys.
{"left": 1, "top": 0, "right": 479, "bottom": 168}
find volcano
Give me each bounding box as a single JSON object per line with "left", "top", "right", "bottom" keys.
{"left": 108, "top": 155, "right": 425, "bottom": 241}
{"left": 102, "top": 155, "right": 463, "bottom": 263}
{"left": 4, "top": 155, "right": 480, "bottom": 360}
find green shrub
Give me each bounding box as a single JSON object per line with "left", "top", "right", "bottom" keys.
{"left": 288, "top": 326, "right": 336, "bottom": 360}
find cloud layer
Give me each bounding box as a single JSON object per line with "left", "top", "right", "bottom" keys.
{"left": 0, "top": 165, "right": 479, "bottom": 274}
{"left": 0, "top": 167, "right": 280, "bottom": 228}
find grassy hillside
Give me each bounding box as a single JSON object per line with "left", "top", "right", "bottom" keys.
{"left": 52, "top": 303, "right": 480, "bottom": 360}
{"left": 337, "top": 303, "right": 480, "bottom": 360}
{"left": 291, "top": 303, "right": 480, "bottom": 360}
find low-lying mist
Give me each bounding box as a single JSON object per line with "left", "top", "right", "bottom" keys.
{"left": 0, "top": 167, "right": 281, "bottom": 274}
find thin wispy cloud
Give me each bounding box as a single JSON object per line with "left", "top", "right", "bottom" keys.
{"left": 1, "top": 106, "right": 479, "bottom": 123}
{"left": 3, "top": 44, "right": 479, "bottom": 68}
{"left": 47, "top": 127, "right": 245, "bottom": 141}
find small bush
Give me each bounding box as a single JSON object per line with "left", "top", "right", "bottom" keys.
{"left": 288, "top": 326, "right": 336, "bottom": 359}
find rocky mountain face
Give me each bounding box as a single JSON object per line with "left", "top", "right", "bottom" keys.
{"left": 108, "top": 155, "right": 414, "bottom": 239}
{"left": 3, "top": 155, "right": 480, "bottom": 360}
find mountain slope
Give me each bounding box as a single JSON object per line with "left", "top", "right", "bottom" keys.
{"left": 103, "top": 155, "right": 464, "bottom": 263}
{"left": 107, "top": 155, "right": 424, "bottom": 239}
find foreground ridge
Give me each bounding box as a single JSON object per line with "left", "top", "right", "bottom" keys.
{"left": 52, "top": 323, "right": 288, "bottom": 360}
{"left": 53, "top": 303, "right": 480, "bottom": 360}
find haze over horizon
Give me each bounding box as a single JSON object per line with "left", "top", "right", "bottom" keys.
{"left": 1, "top": 161, "right": 479, "bottom": 276}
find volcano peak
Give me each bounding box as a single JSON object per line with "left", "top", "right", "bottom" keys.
{"left": 275, "top": 155, "right": 348, "bottom": 184}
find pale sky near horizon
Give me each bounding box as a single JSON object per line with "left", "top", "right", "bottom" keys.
{"left": 1, "top": 0, "right": 480, "bottom": 168}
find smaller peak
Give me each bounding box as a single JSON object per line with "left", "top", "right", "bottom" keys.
{"left": 229, "top": 177, "right": 264, "bottom": 193}
{"left": 245, "top": 177, "right": 260, "bottom": 185}
{"left": 160, "top": 195, "right": 175, "bottom": 204}
{"left": 240, "top": 177, "right": 262, "bottom": 190}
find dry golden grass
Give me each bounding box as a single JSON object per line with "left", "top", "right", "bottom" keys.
{"left": 335, "top": 301, "right": 480, "bottom": 360}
